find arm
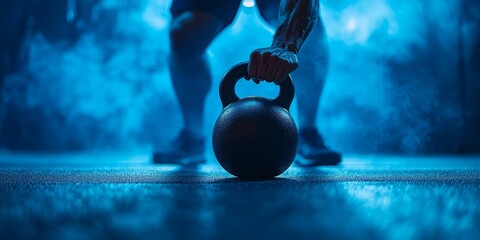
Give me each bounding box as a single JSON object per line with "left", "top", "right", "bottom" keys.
{"left": 247, "top": 0, "right": 319, "bottom": 84}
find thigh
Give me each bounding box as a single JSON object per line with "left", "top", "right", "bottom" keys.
{"left": 169, "top": 11, "right": 225, "bottom": 57}
{"left": 256, "top": 0, "right": 280, "bottom": 26}
{"left": 171, "top": 0, "right": 242, "bottom": 28}
{"left": 293, "top": 20, "right": 329, "bottom": 83}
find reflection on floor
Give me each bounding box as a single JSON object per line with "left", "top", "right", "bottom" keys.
{"left": 1, "top": 153, "right": 479, "bottom": 239}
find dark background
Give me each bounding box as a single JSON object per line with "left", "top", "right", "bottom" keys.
{"left": 0, "top": 0, "right": 479, "bottom": 155}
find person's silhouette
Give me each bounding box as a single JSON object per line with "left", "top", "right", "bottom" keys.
{"left": 154, "top": 0, "right": 341, "bottom": 166}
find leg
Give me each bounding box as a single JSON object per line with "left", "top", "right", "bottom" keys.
{"left": 153, "top": 5, "right": 237, "bottom": 165}
{"left": 169, "top": 11, "right": 224, "bottom": 136}
{"left": 154, "top": 0, "right": 242, "bottom": 165}
{"left": 294, "top": 21, "right": 341, "bottom": 165}
{"left": 294, "top": 21, "right": 329, "bottom": 130}
{"left": 258, "top": 3, "right": 341, "bottom": 166}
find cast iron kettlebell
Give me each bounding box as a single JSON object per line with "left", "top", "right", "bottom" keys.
{"left": 212, "top": 62, "right": 298, "bottom": 179}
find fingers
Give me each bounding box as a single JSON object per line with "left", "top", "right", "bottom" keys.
{"left": 247, "top": 51, "right": 260, "bottom": 81}
{"left": 248, "top": 50, "right": 265, "bottom": 84}
{"left": 274, "top": 55, "right": 298, "bottom": 84}
{"left": 265, "top": 56, "right": 280, "bottom": 83}
{"left": 249, "top": 50, "right": 273, "bottom": 83}
{"left": 247, "top": 47, "right": 299, "bottom": 85}
{"left": 274, "top": 60, "right": 290, "bottom": 85}
{"left": 256, "top": 51, "right": 269, "bottom": 81}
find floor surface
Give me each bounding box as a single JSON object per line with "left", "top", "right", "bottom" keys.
{"left": 1, "top": 153, "right": 479, "bottom": 239}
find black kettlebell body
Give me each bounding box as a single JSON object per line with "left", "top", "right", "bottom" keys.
{"left": 212, "top": 62, "right": 298, "bottom": 178}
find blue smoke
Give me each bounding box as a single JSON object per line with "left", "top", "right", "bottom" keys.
{"left": 1, "top": 0, "right": 478, "bottom": 153}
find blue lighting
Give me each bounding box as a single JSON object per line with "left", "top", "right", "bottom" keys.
{"left": 0, "top": 0, "right": 478, "bottom": 153}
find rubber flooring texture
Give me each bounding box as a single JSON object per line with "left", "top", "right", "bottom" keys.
{"left": 1, "top": 153, "right": 479, "bottom": 239}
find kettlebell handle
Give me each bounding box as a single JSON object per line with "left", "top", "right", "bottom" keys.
{"left": 219, "top": 62, "right": 295, "bottom": 110}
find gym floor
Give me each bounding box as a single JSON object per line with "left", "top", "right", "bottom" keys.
{"left": 1, "top": 153, "right": 479, "bottom": 239}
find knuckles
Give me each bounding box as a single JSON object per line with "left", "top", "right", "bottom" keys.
{"left": 278, "top": 59, "right": 289, "bottom": 67}
{"left": 250, "top": 51, "right": 260, "bottom": 58}
{"left": 270, "top": 55, "right": 281, "bottom": 62}
{"left": 248, "top": 47, "right": 298, "bottom": 83}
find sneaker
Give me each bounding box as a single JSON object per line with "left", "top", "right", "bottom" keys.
{"left": 296, "top": 127, "right": 342, "bottom": 167}
{"left": 152, "top": 129, "right": 206, "bottom": 165}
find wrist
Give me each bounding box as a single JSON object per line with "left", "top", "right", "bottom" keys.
{"left": 286, "top": 44, "right": 299, "bottom": 54}
{"left": 272, "top": 42, "right": 299, "bottom": 54}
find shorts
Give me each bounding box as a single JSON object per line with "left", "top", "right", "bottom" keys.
{"left": 170, "top": 0, "right": 278, "bottom": 26}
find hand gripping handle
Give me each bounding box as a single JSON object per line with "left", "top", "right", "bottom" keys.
{"left": 219, "top": 62, "right": 295, "bottom": 110}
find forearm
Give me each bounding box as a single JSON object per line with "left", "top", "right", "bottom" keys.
{"left": 272, "top": 0, "right": 319, "bottom": 53}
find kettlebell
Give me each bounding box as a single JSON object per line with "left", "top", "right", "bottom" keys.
{"left": 212, "top": 62, "right": 298, "bottom": 179}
